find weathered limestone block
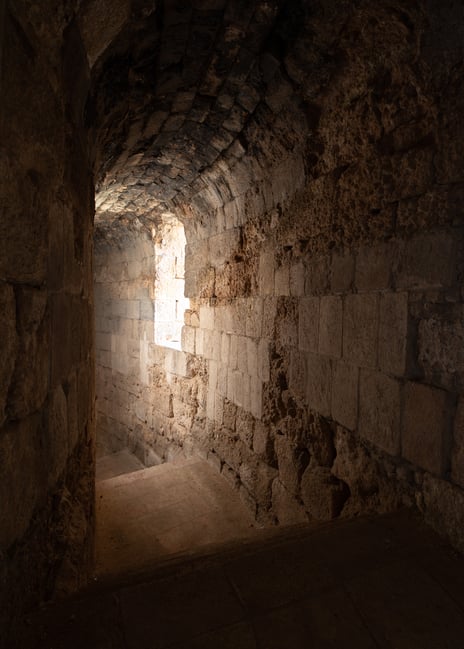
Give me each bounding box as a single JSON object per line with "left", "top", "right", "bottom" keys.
{"left": 274, "top": 263, "right": 290, "bottom": 296}
{"left": 378, "top": 292, "right": 409, "bottom": 376}
{"left": 253, "top": 421, "right": 275, "bottom": 464}
{"left": 305, "top": 353, "right": 332, "bottom": 417}
{"left": 258, "top": 339, "right": 270, "bottom": 382}
{"left": 288, "top": 348, "right": 306, "bottom": 399}
{"left": 47, "top": 385, "right": 69, "bottom": 486}
{"left": 298, "top": 297, "right": 319, "bottom": 352}
{"left": 262, "top": 297, "right": 277, "bottom": 338}
{"left": 330, "top": 250, "right": 354, "bottom": 293}
{"left": 418, "top": 306, "right": 464, "bottom": 391}
{"left": 402, "top": 382, "right": 449, "bottom": 476}
{"left": 451, "top": 399, "right": 464, "bottom": 488}
{"left": 305, "top": 255, "right": 330, "bottom": 295}
{"left": 290, "top": 261, "right": 305, "bottom": 297}
{"left": 396, "top": 231, "right": 457, "bottom": 290}
{"left": 332, "top": 426, "right": 403, "bottom": 516}
{"left": 355, "top": 242, "right": 395, "bottom": 291}
{"left": 307, "top": 415, "right": 336, "bottom": 468}
{"left": 0, "top": 416, "right": 42, "bottom": 551}
{"left": 164, "top": 349, "right": 193, "bottom": 377}
{"left": 245, "top": 298, "right": 263, "bottom": 338}
{"left": 239, "top": 459, "right": 278, "bottom": 510}
{"left": 275, "top": 298, "right": 298, "bottom": 348}
{"left": 208, "top": 228, "right": 241, "bottom": 267}
{"left": 275, "top": 434, "right": 309, "bottom": 496}
{"left": 259, "top": 248, "right": 275, "bottom": 295}
{"left": 423, "top": 474, "right": 464, "bottom": 554}
{"left": 300, "top": 466, "right": 349, "bottom": 521}
{"left": 272, "top": 478, "right": 308, "bottom": 525}
{"left": 236, "top": 410, "right": 254, "bottom": 448}
{"left": 359, "top": 370, "right": 401, "bottom": 456}
{"left": 152, "top": 386, "right": 173, "bottom": 418}
{"left": 250, "top": 378, "right": 263, "bottom": 419}
{"left": 318, "top": 296, "right": 342, "bottom": 358}
{"left": 331, "top": 361, "right": 358, "bottom": 431}
{"left": 199, "top": 305, "right": 215, "bottom": 330}
{"left": 237, "top": 335, "right": 248, "bottom": 373}
{"left": 0, "top": 285, "right": 17, "bottom": 422}
{"left": 343, "top": 293, "right": 378, "bottom": 368}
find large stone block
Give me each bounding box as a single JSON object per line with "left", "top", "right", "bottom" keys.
{"left": 288, "top": 348, "right": 306, "bottom": 398}
{"left": 378, "top": 292, "right": 409, "bottom": 376}
{"left": 343, "top": 293, "right": 378, "bottom": 368}
{"left": 274, "top": 264, "right": 290, "bottom": 296}
{"left": 199, "top": 305, "right": 215, "bottom": 330}
{"left": 46, "top": 385, "right": 69, "bottom": 486}
{"left": 331, "top": 361, "right": 358, "bottom": 431}
{"left": 422, "top": 473, "right": 464, "bottom": 554}
{"left": 6, "top": 286, "right": 49, "bottom": 421}
{"left": 418, "top": 305, "right": 464, "bottom": 391}
{"left": 245, "top": 298, "right": 263, "bottom": 338}
{"left": 246, "top": 337, "right": 259, "bottom": 378}
{"left": 305, "top": 353, "right": 332, "bottom": 417}
{"left": 152, "top": 386, "right": 173, "bottom": 418}
{"left": 239, "top": 460, "right": 278, "bottom": 510}
{"left": 355, "top": 242, "right": 395, "bottom": 291}
{"left": 274, "top": 433, "right": 309, "bottom": 496}
{"left": 300, "top": 467, "right": 349, "bottom": 520}
{"left": 208, "top": 228, "right": 240, "bottom": 267}
{"left": 359, "top": 370, "right": 401, "bottom": 456}
{"left": 305, "top": 255, "right": 330, "bottom": 295}
{"left": 0, "top": 416, "right": 42, "bottom": 551}
{"left": 319, "top": 296, "right": 342, "bottom": 358}
{"left": 237, "top": 335, "right": 248, "bottom": 374}
{"left": 259, "top": 249, "right": 275, "bottom": 296}
{"left": 402, "top": 382, "right": 449, "bottom": 476}
{"left": 290, "top": 261, "right": 305, "bottom": 297}
{"left": 396, "top": 231, "right": 457, "bottom": 290}
{"left": 258, "top": 339, "right": 270, "bottom": 382}
{"left": 298, "top": 297, "right": 319, "bottom": 352}
{"left": 272, "top": 478, "right": 308, "bottom": 525}
{"left": 250, "top": 378, "right": 263, "bottom": 419}
{"left": 451, "top": 399, "right": 464, "bottom": 488}
{"left": 330, "top": 250, "right": 354, "bottom": 294}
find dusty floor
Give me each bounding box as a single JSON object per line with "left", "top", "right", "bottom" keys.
{"left": 95, "top": 452, "right": 260, "bottom": 578}
{"left": 19, "top": 453, "right": 464, "bottom": 649}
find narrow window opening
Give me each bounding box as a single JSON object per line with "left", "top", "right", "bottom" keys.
{"left": 154, "top": 216, "right": 189, "bottom": 349}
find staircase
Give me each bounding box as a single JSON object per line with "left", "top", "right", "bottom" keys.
{"left": 17, "top": 455, "right": 464, "bottom": 649}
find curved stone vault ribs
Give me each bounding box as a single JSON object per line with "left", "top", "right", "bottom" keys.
{"left": 90, "top": 2, "right": 296, "bottom": 228}
{"left": 1, "top": 0, "right": 464, "bottom": 645}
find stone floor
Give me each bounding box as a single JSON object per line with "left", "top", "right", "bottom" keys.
{"left": 18, "top": 455, "right": 464, "bottom": 649}
{"left": 95, "top": 453, "right": 260, "bottom": 579}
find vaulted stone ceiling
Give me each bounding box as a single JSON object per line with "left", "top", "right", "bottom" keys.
{"left": 84, "top": 0, "right": 308, "bottom": 234}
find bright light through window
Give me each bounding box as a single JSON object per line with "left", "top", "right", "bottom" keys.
{"left": 154, "top": 217, "right": 190, "bottom": 349}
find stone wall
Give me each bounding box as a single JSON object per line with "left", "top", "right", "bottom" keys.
{"left": 173, "top": 0, "right": 464, "bottom": 546}
{"left": 0, "top": 3, "right": 95, "bottom": 643}
{"left": 92, "top": 0, "right": 464, "bottom": 554}
{"left": 94, "top": 226, "right": 155, "bottom": 462}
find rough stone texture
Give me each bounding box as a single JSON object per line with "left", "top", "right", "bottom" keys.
{"left": 451, "top": 399, "right": 464, "bottom": 488}
{"left": 343, "top": 294, "right": 378, "bottom": 368}
{"left": 300, "top": 467, "right": 349, "bottom": 521}
{"left": 89, "top": 0, "right": 464, "bottom": 559}
{"left": 3, "top": 4, "right": 464, "bottom": 639}
{"left": 402, "top": 382, "right": 450, "bottom": 476}
{"left": 331, "top": 361, "right": 358, "bottom": 431}
{"left": 378, "top": 292, "right": 409, "bottom": 377}
{"left": 1, "top": 5, "right": 95, "bottom": 643}
{"left": 359, "top": 370, "right": 402, "bottom": 456}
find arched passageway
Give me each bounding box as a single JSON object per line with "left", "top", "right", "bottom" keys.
{"left": 1, "top": 0, "right": 464, "bottom": 643}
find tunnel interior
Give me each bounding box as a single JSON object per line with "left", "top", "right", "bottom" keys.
{"left": 1, "top": 0, "right": 464, "bottom": 642}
